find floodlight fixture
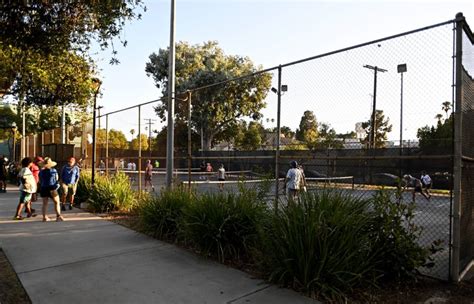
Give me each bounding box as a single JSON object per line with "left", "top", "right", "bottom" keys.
{"left": 397, "top": 64, "right": 407, "bottom": 73}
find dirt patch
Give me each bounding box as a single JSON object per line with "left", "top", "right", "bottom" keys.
{"left": 0, "top": 249, "right": 31, "bottom": 304}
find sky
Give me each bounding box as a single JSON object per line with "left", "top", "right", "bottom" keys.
{"left": 94, "top": 0, "right": 473, "bottom": 142}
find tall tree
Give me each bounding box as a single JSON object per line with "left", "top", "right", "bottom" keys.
{"left": 96, "top": 129, "right": 128, "bottom": 149}
{"left": 361, "top": 110, "right": 393, "bottom": 148}
{"left": 295, "top": 110, "right": 319, "bottom": 148}
{"left": 0, "top": 2, "right": 145, "bottom": 58}
{"left": 145, "top": 41, "right": 272, "bottom": 150}
{"left": 130, "top": 134, "right": 149, "bottom": 151}
{"left": 0, "top": 2, "right": 145, "bottom": 105}
{"left": 234, "top": 121, "right": 263, "bottom": 151}
{"left": 441, "top": 101, "right": 452, "bottom": 119}
{"left": 280, "top": 126, "right": 295, "bottom": 139}
{"left": 418, "top": 102, "right": 455, "bottom": 150}
{"left": 316, "top": 123, "right": 342, "bottom": 149}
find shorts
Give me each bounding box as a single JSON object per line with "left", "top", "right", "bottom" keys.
{"left": 218, "top": 178, "right": 225, "bottom": 181}
{"left": 61, "top": 183, "right": 77, "bottom": 196}
{"left": 19, "top": 191, "right": 32, "bottom": 203}
{"left": 40, "top": 185, "right": 60, "bottom": 198}
{"left": 423, "top": 183, "right": 432, "bottom": 189}
{"left": 145, "top": 175, "right": 152, "bottom": 181}
{"left": 414, "top": 186, "right": 423, "bottom": 193}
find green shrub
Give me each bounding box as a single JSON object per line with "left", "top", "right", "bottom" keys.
{"left": 139, "top": 187, "right": 192, "bottom": 239}
{"left": 369, "top": 190, "right": 442, "bottom": 281}
{"left": 181, "top": 190, "right": 267, "bottom": 263}
{"left": 76, "top": 171, "right": 92, "bottom": 204}
{"left": 260, "top": 191, "right": 378, "bottom": 300}
{"left": 77, "top": 171, "right": 137, "bottom": 213}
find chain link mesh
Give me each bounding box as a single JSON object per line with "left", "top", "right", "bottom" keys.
{"left": 459, "top": 27, "right": 474, "bottom": 272}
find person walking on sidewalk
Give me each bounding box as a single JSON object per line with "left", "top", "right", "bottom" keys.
{"left": 31, "top": 156, "right": 43, "bottom": 203}
{"left": 0, "top": 155, "right": 7, "bottom": 193}
{"left": 13, "top": 157, "right": 37, "bottom": 220}
{"left": 60, "top": 157, "right": 80, "bottom": 211}
{"left": 39, "top": 157, "right": 64, "bottom": 222}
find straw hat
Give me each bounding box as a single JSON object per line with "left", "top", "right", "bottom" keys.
{"left": 39, "top": 157, "right": 57, "bottom": 169}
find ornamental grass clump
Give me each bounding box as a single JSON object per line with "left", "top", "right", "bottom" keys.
{"left": 260, "top": 191, "right": 378, "bottom": 301}
{"left": 181, "top": 189, "right": 268, "bottom": 263}
{"left": 139, "top": 186, "right": 192, "bottom": 240}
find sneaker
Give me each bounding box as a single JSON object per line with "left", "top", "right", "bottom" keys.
{"left": 61, "top": 204, "right": 66, "bottom": 211}
{"left": 13, "top": 216, "right": 24, "bottom": 220}
{"left": 69, "top": 204, "right": 73, "bottom": 210}
{"left": 26, "top": 213, "right": 38, "bottom": 218}
{"left": 42, "top": 217, "right": 51, "bottom": 222}
{"left": 56, "top": 216, "right": 64, "bottom": 222}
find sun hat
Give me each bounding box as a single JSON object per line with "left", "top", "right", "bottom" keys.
{"left": 39, "top": 157, "right": 57, "bottom": 169}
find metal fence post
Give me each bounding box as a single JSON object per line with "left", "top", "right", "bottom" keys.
{"left": 138, "top": 105, "right": 142, "bottom": 193}
{"left": 275, "top": 66, "right": 282, "bottom": 205}
{"left": 187, "top": 91, "right": 192, "bottom": 191}
{"left": 105, "top": 114, "right": 109, "bottom": 176}
{"left": 451, "top": 12, "right": 464, "bottom": 282}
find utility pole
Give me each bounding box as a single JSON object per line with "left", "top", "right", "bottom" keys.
{"left": 363, "top": 65, "right": 387, "bottom": 149}
{"left": 144, "top": 118, "right": 156, "bottom": 157}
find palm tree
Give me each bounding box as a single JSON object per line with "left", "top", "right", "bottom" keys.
{"left": 442, "top": 101, "right": 451, "bottom": 119}
{"left": 435, "top": 114, "right": 443, "bottom": 124}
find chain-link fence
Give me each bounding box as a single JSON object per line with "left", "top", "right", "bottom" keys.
{"left": 459, "top": 19, "right": 474, "bottom": 279}
{"left": 13, "top": 13, "right": 474, "bottom": 281}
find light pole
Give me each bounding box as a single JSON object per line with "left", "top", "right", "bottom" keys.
{"left": 91, "top": 78, "right": 102, "bottom": 186}
{"left": 397, "top": 64, "right": 407, "bottom": 150}
{"left": 270, "top": 70, "right": 287, "bottom": 201}
{"left": 363, "top": 65, "right": 387, "bottom": 149}
{"left": 166, "top": 0, "right": 176, "bottom": 188}
{"left": 11, "top": 122, "right": 17, "bottom": 163}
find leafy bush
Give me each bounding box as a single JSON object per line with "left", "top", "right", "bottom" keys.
{"left": 75, "top": 171, "right": 92, "bottom": 204}
{"left": 260, "top": 191, "right": 377, "bottom": 300}
{"left": 139, "top": 186, "right": 192, "bottom": 239}
{"left": 77, "top": 171, "right": 137, "bottom": 213}
{"left": 181, "top": 190, "right": 267, "bottom": 263}
{"left": 369, "top": 190, "right": 442, "bottom": 281}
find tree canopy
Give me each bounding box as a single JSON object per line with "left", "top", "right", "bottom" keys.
{"left": 96, "top": 129, "right": 129, "bottom": 149}
{"left": 145, "top": 41, "right": 272, "bottom": 150}
{"left": 130, "top": 134, "right": 149, "bottom": 151}
{"left": 0, "top": 1, "right": 145, "bottom": 58}
{"left": 295, "top": 110, "right": 319, "bottom": 149}
{"left": 0, "top": 1, "right": 145, "bottom": 106}
{"left": 361, "top": 110, "right": 393, "bottom": 148}
{"left": 417, "top": 102, "right": 453, "bottom": 151}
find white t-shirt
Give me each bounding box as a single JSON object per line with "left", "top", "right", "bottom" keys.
{"left": 218, "top": 168, "right": 225, "bottom": 179}
{"left": 127, "top": 162, "right": 133, "bottom": 170}
{"left": 286, "top": 168, "right": 303, "bottom": 190}
{"left": 421, "top": 174, "right": 432, "bottom": 185}
{"left": 18, "top": 167, "right": 37, "bottom": 193}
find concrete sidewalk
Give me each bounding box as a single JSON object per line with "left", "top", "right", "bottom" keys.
{"left": 0, "top": 187, "right": 316, "bottom": 304}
